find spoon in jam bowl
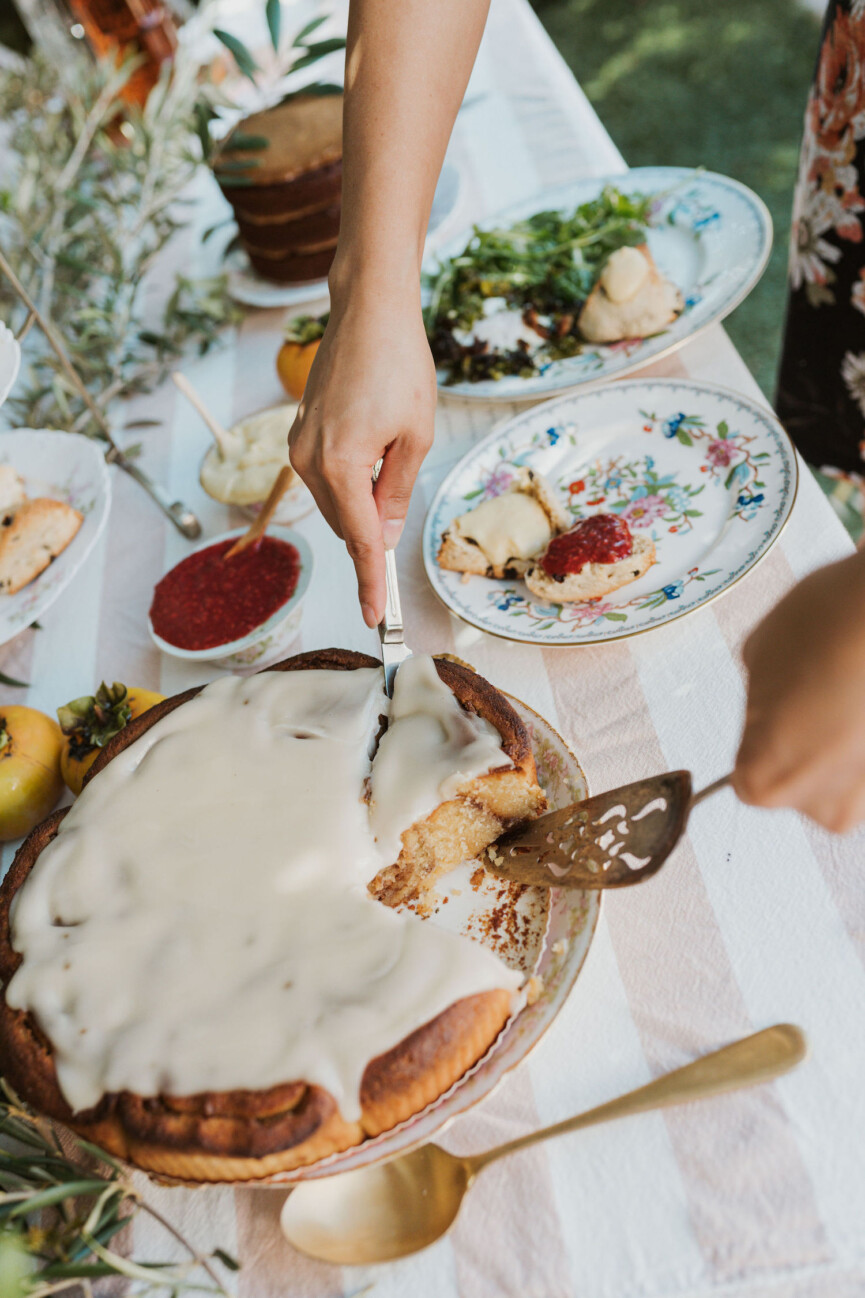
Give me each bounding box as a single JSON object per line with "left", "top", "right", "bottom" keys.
{"left": 280, "top": 1023, "right": 807, "bottom": 1264}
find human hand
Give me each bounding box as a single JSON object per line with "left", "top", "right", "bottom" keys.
{"left": 733, "top": 549, "right": 865, "bottom": 832}
{"left": 287, "top": 280, "right": 436, "bottom": 628}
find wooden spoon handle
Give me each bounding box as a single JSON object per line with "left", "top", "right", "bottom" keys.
{"left": 172, "top": 372, "right": 239, "bottom": 459}
{"left": 225, "top": 464, "right": 294, "bottom": 560}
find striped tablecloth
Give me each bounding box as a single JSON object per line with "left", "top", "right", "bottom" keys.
{"left": 3, "top": 2, "right": 865, "bottom": 1295}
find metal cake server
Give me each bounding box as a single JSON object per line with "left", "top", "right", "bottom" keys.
{"left": 484, "top": 770, "right": 732, "bottom": 891}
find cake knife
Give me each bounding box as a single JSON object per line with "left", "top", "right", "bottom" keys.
{"left": 372, "top": 458, "right": 411, "bottom": 697}
{"left": 379, "top": 546, "right": 411, "bottom": 697}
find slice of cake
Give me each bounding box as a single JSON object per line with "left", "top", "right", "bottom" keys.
{"left": 0, "top": 650, "right": 546, "bottom": 1182}
{"left": 437, "top": 468, "right": 571, "bottom": 580}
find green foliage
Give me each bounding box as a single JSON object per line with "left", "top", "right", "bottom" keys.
{"left": 529, "top": 0, "right": 821, "bottom": 396}
{"left": 425, "top": 185, "right": 654, "bottom": 381}
{"left": 0, "top": 1082, "right": 238, "bottom": 1295}
{"left": 0, "top": 52, "right": 242, "bottom": 438}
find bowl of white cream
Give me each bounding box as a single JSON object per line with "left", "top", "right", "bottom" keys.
{"left": 199, "top": 403, "right": 315, "bottom": 525}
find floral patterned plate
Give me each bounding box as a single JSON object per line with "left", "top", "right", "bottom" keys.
{"left": 0, "top": 431, "right": 111, "bottom": 647}
{"left": 423, "top": 379, "right": 798, "bottom": 646}
{"left": 426, "top": 166, "right": 772, "bottom": 401}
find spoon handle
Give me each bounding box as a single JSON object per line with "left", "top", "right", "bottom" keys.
{"left": 467, "top": 1024, "right": 806, "bottom": 1175}
{"left": 224, "top": 464, "right": 294, "bottom": 560}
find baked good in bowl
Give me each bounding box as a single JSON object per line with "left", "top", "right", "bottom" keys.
{"left": 0, "top": 650, "right": 545, "bottom": 1182}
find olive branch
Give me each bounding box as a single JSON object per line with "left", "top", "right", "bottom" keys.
{"left": 0, "top": 1081, "right": 237, "bottom": 1297}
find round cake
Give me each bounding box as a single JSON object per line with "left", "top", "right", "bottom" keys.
{"left": 213, "top": 95, "right": 343, "bottom": 284}
{"left": 0, "top": 650, "right": 546, "bottom": 1181}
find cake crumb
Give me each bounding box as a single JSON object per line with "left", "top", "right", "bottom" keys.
{"left": 460, "top": 571, "right": 472, "bottom": 584}
{"left": 525, "top": 975, "right": 543, "bottom": 1005}
{"left": 552, "top": 938, "right": 569, "bottom": 957}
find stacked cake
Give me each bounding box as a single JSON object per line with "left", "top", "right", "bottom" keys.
{"left": 214, "top": 94, "right": 343, "bottom": 284}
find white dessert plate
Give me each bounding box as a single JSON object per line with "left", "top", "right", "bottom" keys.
{"left": 156, "top": 696, "right": 598, "bottom": 1186}
{"left": 0, "top": 323, "right": 21, "bottom": 410}
{"left": 422, "top": 379, "right": 798, "bottom": 647}
{"left": 425, "top": 166, "right": 772, "bottom": 402}
{"left": 0, "top": 431, "right": 111, "bottom": 647}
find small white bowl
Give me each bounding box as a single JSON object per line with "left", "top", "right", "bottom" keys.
{"left": 148, "top": 526, "right": 313, "bottom": 671}
{"left": 198, "top": 403, "right": 317, "bottom": 528}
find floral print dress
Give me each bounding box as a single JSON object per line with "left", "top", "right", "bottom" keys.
{"left": 778, "top": 0, "right": 865, "bottom": 503}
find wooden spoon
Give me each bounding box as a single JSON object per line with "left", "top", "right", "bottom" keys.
{"left": 172, "top": 372, "right": 241, "bottom": 459}
{"left": 224, "top": 464, "right": 295, "bottom": 560}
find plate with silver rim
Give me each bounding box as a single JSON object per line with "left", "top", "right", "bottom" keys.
{"left": 425, "top": 165, "right": 772, "bottom": 402}
{"left": 422, "top": 378, "right": 798, "bottom": 647}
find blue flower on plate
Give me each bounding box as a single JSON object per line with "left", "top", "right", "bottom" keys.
{"left": 662, "top": 413, "right": 687, "bottom": 438}
{"left": 546, "top": 426, "right": 562, "bottom": 446}
{"left": 662, "top": 581, "right": 684, "bottom": 600}
{"left": 665, "top": 485, "right": 692, "bottom": 513}
{"left": 605, "top": 474, "right": 623, "bottom": 490}
{"left": 491, "top": 591, "right": 523, "bottom": 613}
{"left": 737, "top": 491, "right": 764, "bottom": 509}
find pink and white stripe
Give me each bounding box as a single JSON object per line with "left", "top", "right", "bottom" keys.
{"left": 2, "top": 0, "right": 864, "bottom": 1292}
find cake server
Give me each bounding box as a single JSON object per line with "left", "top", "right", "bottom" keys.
{"left": 484, "top": 770, "right": 732, "bottom": 891}
{"left": 281, "top": 1023, "right": 807, "bottom": 1264}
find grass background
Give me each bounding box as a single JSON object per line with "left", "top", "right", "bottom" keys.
{"left": 529, "top": 0, "right": 822, "bottom": 396}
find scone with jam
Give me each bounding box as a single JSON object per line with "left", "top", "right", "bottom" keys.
{"left": 438, "top": 468, "right": 570, "bottom": 580}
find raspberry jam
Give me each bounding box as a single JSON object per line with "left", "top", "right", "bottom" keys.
{"left": 540, "top": 514, "right": 633, "bottom": 577}
{"left": 150, "top": 537, "right": 301, "bottom": 650}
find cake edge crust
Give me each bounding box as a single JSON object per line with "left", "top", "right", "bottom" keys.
{"left": 0, "top": 649, "right": 526, "bottom": 1179}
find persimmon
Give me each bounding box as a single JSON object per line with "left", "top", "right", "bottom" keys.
{"left": 0, "top": 706, "right": 64, "bottom": 841}
{"left": 58, "top": 681, "right": 164, "bottom": 796}
{"left": 276, "top": 312, "right": 328, "bottom": 401}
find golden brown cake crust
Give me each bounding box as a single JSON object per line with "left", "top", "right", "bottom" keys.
{"left": 0, "top": 650, "right": 522, "bottom": 1180}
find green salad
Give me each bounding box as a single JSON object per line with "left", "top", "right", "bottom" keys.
{"left": 424, "top": 186, "right": 655, "bottom": 383}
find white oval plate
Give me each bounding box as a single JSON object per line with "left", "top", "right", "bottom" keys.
{"left": 0, "top": 431, "right": 111, "bottom": 647}
{"left": 0, "top": 323, "right": 21, "bottom": 410}
{"left": 423, "top": 379, "right": 798, "bottom": 647}
{"left": 426, "top": 166, "right": 772, "bottom": 402}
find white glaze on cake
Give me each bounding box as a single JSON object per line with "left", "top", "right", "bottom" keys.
{"left": 6, "top": 659, "right": 522, "bottom": 1119}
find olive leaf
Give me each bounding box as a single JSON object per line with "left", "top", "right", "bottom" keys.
{"left": 266, "top": 0, "right": 282, "bottom": 52}
{"left": 213, "top": 28, "right": 260, "bottom": 83}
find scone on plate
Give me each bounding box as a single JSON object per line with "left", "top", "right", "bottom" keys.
{"left": 524, "top": 513, "right": 655, "bottom": 602}
{"left": 438, "top": 468, "right": 571, "bottom": 579}
{"left": 0, "top": 499, "right": 84, "bottom": 595}
{"left": 579, "top": 245, "right": 684, "bottom": 344}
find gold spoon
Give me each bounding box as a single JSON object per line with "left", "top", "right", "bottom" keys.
{"left": 280, "top": 1023, "right": 806, "bottom": 1265}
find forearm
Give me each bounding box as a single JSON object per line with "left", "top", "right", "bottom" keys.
{"left": 330, "top": 0, "right": 490, "bottom": 301}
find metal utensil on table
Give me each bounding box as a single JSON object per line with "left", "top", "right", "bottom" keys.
{"left": 0, "top": 249, "right": 201, "bottom": 541}
{"left": 485, "top": 771, "right": 733, "bottom": 891}
{"left": 280, "top": 1022, "right": 807, "bottom": 1265}
{"left": 372, "top": 458, "right": 411, "bottom": 697}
